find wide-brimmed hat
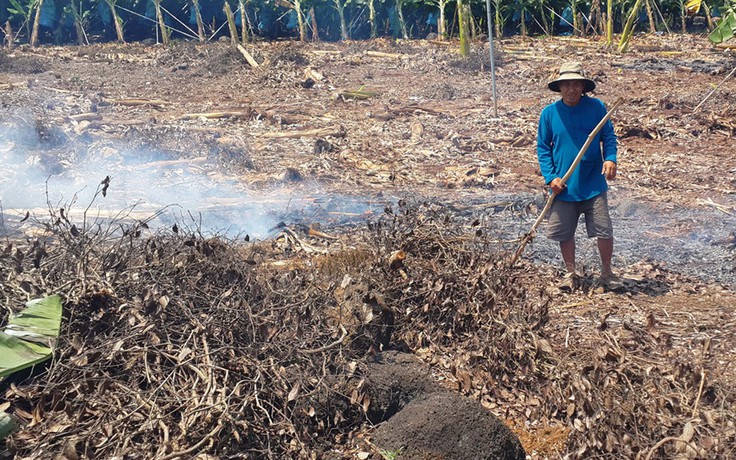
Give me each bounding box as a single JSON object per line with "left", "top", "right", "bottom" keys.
{"left": 548, "top": 62, "right": 596, "bottom": 93}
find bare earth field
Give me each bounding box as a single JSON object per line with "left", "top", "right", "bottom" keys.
{"left": 1, "top": 34, "right": 735, "bottom": 459}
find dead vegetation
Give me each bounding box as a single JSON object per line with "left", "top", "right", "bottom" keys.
{"left": 0, "top": 193, "right": 734, "bottom": 459}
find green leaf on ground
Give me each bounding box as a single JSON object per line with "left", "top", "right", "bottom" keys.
{"left": 0, "top": 295, "right": 62, "bottom": 378}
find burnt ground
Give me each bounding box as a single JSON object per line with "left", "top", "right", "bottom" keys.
{"left": 1, "top": 34, "right": 736, "bottom": 459}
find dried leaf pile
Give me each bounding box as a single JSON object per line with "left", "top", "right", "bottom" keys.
{"left": 1, "top": 197, "right": 734, "bottom": 459}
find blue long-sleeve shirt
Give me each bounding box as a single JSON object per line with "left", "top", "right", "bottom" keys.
{"left": 537, "top": 96, "right": 617, "bottom": 202}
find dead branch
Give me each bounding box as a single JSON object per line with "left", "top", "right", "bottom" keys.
{"left": 179, "top": 111, "right": 252, "bottom": 120}
{"left": 253, "top": 126, "right": 346, "bottom": 138}
{"left": 236, "top": 44, "right": 260, "bottom": 69}
{"left": 110, "top": 98, "right": 171, "bottom": 108}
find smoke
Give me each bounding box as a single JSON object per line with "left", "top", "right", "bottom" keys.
{"left": 0, "top": 119, "right": 377, "bottom": 239}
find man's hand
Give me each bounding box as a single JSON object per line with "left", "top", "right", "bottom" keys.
{"left": 548, "top": 177, "right": 566, "bottom": 195}
{"left": 602, "top": 161, "right": 617, "bottom": 180}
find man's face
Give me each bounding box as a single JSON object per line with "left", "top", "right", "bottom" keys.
{"left": 559, "top": 80, "right": 585, "bottom": 106}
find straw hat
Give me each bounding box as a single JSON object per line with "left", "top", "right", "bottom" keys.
{"left": 548, "top": 62, "right": 596, "bottom": 93}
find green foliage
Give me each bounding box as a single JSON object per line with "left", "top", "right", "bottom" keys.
{"left": 0, "top": 295, "right": 62, "bottom": 378}
{"left": 618, "top": 0, "right": 646, "bottom": 51}
{"left": 379, "top": 447, "right": 404, "bottom": 460}
{"left": 0, "top": 0, "right": 729, "bottom": 44}
{"left": 708, "top": 0, "right": 736, "bottom": 42}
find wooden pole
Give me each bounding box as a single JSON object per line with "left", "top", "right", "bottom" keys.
{"left": 509, "top": 97, "right": 624, "bottom": 267}
{"left": 484, "top": 0, "right": 498, "bottom": 117}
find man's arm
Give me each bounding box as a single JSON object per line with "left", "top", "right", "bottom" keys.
{"left": 599, "top": 101, "right": 618, "bottom": 180}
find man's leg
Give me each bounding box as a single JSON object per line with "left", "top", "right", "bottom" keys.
{"left": 597, "top": 237, "right": 613, "bottom": 276}
{"left": 560, "top": 239, "right": 576, "bottom": 273}
{"left": 584, "top": 193, "right": 614, "bottom": 276}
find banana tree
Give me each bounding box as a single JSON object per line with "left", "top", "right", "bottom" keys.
{"left": 491, "top": 0, "right": 504, "bottom": 36}
{"left": 190, "top": 0, "right": 205, "bottom": 39}
{"left": 618, "top": 0, "right": 645, "bottom": 51}
{"left": 509, "top": 0, "right": 535, "bottom": 35}
{"left": 29, "top": 0, "right": 44, "bottom": 46}
{"left": 708, "top": 0, "right": 735, "bottom": 42}
{"left": 224, "top": 0, "right": 238, "bottom": 43}
{"left": 151, "top": 0, "right": 169, "bottom": 43}
{"left": 6, "top": 0, "right": 35, "bottom": 40}
{"left": 605, "top": 0, "right": 614, "bottom": 45}
{"left": 67, "top": 0, "right": 88, "bottom": 44}
{"left": 458, "top": 0, "right": 470, "bottom": 53}
{"left": 433, "top": 0, "right": 448, "bottom": 37}
{"left": 333, "top": 0, "right": 349, "bottom": 39}
{"left": 393, "top": 0, "right": 408, "bottom": 38}
{"left": 368, "top": 0, "right": 378, "bottom": 36}
{"left": 280, "top": 0, "right": 308, "bottom": 40}
{"left": 100, "top": 0, "right": 125, "bottom": 42}
{"left": 238, "top": 0, "right": 249, "bottom": 42}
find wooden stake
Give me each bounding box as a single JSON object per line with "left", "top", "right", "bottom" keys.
{"left": 509, "top": 97, "right": 624, "bottom": 267}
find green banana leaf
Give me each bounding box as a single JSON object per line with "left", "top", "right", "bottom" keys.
{"left": 708, "top": 12, "right": 736, "bottom": 44}
{"left": 0, "top": 295, "right": 62, "bottom": 378}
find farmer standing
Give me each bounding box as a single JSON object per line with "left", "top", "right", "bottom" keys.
{"left": 537, "top": 62, "right": 622, "bottom": 291}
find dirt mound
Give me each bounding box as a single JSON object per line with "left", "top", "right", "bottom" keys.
{"left": 371, "top": 391, "right": 526, "bottom": 460}
{"left": 364, "top": 351, "right": 443, "bottom": 423}
{"left": 363, "top": 352, "right": 526, "bottom": 459}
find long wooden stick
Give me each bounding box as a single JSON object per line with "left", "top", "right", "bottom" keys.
{"left": 509, "top": 97, "right": 624, "bottom": 267}
{"left": 692, "top": 66, "right": 736, "bottom": 113}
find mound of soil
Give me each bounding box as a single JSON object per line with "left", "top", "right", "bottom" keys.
{"left": 371, "top": 391, "right": 526, "bottom": 460}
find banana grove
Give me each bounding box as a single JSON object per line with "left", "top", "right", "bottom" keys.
{"left": 0, "top": 0, "right": 733, "bottom": 48}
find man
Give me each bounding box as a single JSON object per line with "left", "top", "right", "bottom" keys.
{"left": 537, "top": 61, "right": 621, "bottom": 291}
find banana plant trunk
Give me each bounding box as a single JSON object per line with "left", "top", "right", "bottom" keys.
{"left": 369, "top": 0, "right": 377, "bottom": 37}
{"left": 702, "top": 2, "right": 715, "bottom": 29}
{"left": 69, "top": 0, "right": 87, "bottom": 45}
{"left": 224, "top": 1, "right": 238, "bottom": 45}
{"left": 618, "top": 0, "right": 645, "bottom": 52}
{"left": 438, "top": 0, "right": 447, "bottom": 38}
{"left": 395, "top": 0, "right": 408, "bottom": 39}
{"left": 590, "top": 0, "right": 604, "bottom": 34}
{"left": 30, "top": 0, "right": 45, "bottom": 47}
{"left": 606, "top": 0, "right": 613, "bottom": 45}
{"left": 680, "top": 0, "right": 686, "bottom": 32}
{"left": 239, "top": 0, "right": 249, "bottom": 43}
{"left": 106, "top": 0, "right": 125, "bottom": 42}
{"left": 494, "top": 0, "right": 502, "bottom": 37}
{"left": 520, "top": 7, "right": 527, "bottom": 35}
{"left": 459, "top": 0, "right": 471, "bottom": 56}
{"left": 309, "top": 6, "right": 319, "bottom": 40}
{"left": 293, "top": 0, "right": 307, "bottom": 41}
{"left": 4, "top": 21, "right": 13, "bottom": 48}
{"left": 153, "top": 0, "right": 169, "bottom": 44}
{"left": 645, "top": 0, "right": 656, "bottom": 32}
{"left": 192, "top": 0, "right": 206, "bottom": 41}
{"left": 334, "top": 0, "right": 349, "bottom": 40}
{"left": 539, "top": 0, "right": 551, "bottom": 34}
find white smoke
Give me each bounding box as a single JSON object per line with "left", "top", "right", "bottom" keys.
{"left": 0, "top": 122, "right": 291, "bottom": 238}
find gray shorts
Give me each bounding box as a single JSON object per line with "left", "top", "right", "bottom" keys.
{"left": 546, "top": 192, "right": 613, "bottom": 242}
